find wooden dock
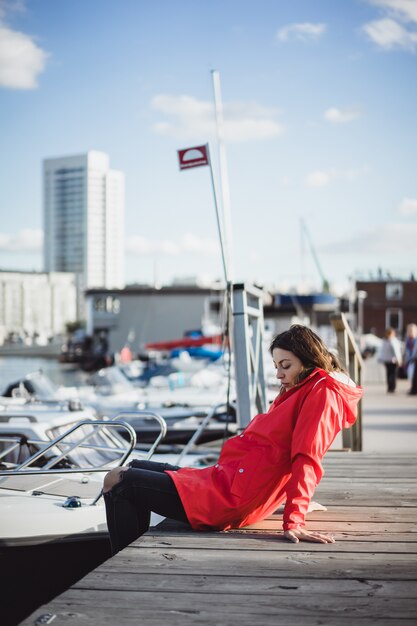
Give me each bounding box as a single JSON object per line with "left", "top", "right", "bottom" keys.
{"left": 21, "top": 450, "right": 417, "bottom": 626}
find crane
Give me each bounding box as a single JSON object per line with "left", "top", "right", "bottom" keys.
{"left": 300, "top": 217, "right": 330, "bottom": 293}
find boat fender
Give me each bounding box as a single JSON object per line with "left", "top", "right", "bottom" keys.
{"left": 63, "top": 495, "right": 82, "bottom": 508}
{"left": 34, "top": 613, "right": 57, "bottom": 625}
{"left": 68, "top": 399, "right": 83, "bottom": 411}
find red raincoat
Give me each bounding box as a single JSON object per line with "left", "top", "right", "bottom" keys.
{"left": 167, "top": 368, "right": 363, "bottom": 531}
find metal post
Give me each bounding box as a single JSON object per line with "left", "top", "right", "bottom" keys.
{"left": 331, "top": 313, "right": 363, "bottom": 451}
{"left": 232, "top": 283, "right": 267, "bottom": 429}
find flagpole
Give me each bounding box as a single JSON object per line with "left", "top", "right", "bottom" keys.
{"left": 211, "top": 69, "right": 235, "bottom": 283}
{"left": 206, "top": 143, "right": 229, "bottom": 284}
{"left": 177, "top": 144, "right": 229, "bottom": 284}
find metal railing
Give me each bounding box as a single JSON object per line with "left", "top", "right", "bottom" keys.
{"left": 331, "top": 313, "right": 363, "bottom": 451}
{"left": 175, "top": 402, "right": 233, "bottom": 464}
{"left": 232, "top": 283, "right": 268, "bottom": 429}
{"left": 0, "top": 411, "right": 168, "bottom": 485}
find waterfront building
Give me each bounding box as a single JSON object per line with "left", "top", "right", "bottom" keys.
{"left": 85, "top": 284, "right": 225, "bottom": 354}
{"left": 0, "top": 270, "right": 77, "bottom": 345}
{"left": 85, "top": 284, "right": 340, "bottom": 356}
{"left": 43, "top": 151, "right": 125, "bottom": 313}
{"left": 355, "top": 279, "right": 417, "bottom": 338}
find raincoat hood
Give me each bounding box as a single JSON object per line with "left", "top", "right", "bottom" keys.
{"left": 320, "top": 369, "right": 363, "bottom": 427}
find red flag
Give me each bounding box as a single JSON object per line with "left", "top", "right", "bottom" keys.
{"left": 178, "top": 145, "right": 209, "bottom": 170}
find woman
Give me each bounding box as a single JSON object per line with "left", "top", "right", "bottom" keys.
{"left": 103, "top": 325, "right": 363, "bottom": 554}
{"left": 378, "top": 328, "right": 403, "bottom": 393}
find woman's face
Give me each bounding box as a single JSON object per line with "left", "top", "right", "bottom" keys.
{"left": 272, "top": 347, "right": 304, "bottom": 390}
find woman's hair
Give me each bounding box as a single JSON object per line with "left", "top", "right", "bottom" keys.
{"left": 269, "top": 324, "right": 343, "bottom": 384}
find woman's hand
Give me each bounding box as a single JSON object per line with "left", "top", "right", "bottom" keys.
{"left": 284, "top": 529, "right": 335, "bottom": 544}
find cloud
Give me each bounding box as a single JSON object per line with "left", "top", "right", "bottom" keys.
{"left": 398, "top": 197, "right": 417, "bottom": 215}
{"left": 363, "top": 17, "right": 417, "bottom": 50}
{"left": 0, "top": 1, "right": 26, "bottom": 20}
{"left": 305, "top": 170, "right": 333, "bottom": 187}
{"left": 126, "top": 232, "right": 219, "bottom": 257}
{"left": 319, "top": 222, "right": 417, "bottom": 255}
{"left": 0, "top": 23, "right": 47, "bottom": 88}
{"left": 151, "top": 94, "right": 284, "bottom": 142}
{"left": 324, "top": 107, "right": 362, "bottom": 123}
{"left": 304, "top": 167, "right": 366, "bottom": 187}
{"left": 0, "top": 228, "right": 43, "bottom": 251}
{"left": 276, "top": 22, "right": 326, "bottom": 42}
{"left": 368, "top": 0, "right": 417, "bottom": 24}
{"left": 363, "top": 0, "right": 417, "bottom": 51}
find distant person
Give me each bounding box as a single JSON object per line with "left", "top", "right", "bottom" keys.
{"left": 102, "top": 325, "right": 363, "bottom": 554}
{"left": 404, "top": 323, "right": 417, "bottom": 383}
{"left": 378, "top": 328, "right": 403, "bottom": 393}
{"left": 119, "top": 344, "right": 133, "bottom": 363}
{"left": 408, "top": 335, "right": 417, "bottom": 396}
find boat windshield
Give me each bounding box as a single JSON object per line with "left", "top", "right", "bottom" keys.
{"left": 48, "top": 421, "right": 126, "bottom": 467}
{"left": 88, "top": 366, "right": 133, "bottom": 394}
{"left": 26, "top": 371, "right": 59, "bottom": 399}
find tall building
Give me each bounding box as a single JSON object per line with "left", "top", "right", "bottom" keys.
{"left": 43, "top": 151, "right": 125, "bottom": 295}
{"left": 0, "top": 270, "right": 77, "bottom": 344}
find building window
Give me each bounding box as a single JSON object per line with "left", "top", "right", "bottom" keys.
{"left": 94, "top": 296, "right": 120, "bottom": 314}
{"left": 107, "top": 296, "right": 120, "bottom": 314}
{"left": 385, "top": 308, "right": 403, "bottom": 332}
{"left": 386, "top": 283, "right": 403, "bottom": 300}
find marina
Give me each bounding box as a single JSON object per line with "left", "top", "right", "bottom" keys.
{"left": 0, "top": 360, "right": 415, "bottom": 625}
{"left": 2, "top": 3, "right": 417, "bottom": 626}
{"left": 0, "top": 307, "right": 415, "bottom": 626}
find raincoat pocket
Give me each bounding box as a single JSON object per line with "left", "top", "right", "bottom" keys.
{"left": 229, "top": 449, "right": 264, "bottom": 499}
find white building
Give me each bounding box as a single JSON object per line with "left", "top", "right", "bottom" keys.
{"left": 0, "top": 270, "right": 77, "bottom": 345}
{"left": 43, "top": 151, "right": 125, "bottom": 302}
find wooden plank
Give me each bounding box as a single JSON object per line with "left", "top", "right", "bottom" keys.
{"left": 100, "top": 545, "right": 417, "bottom": 580}
{"left": 313, "top": 485, "right": 417, "bottom": 506}
{"left": 241, "top": 520, "right": 417, "bottom": 532}
{"left": 150, "top": 529, "right": 417, "bottom": 543}
{"left": 22, "top": 590, "right": 417, "bottom": 622}
{"left": 157, "top": 517, "right": 417, "bottom": 533}
{"left": 323, "top": 452, "right": 416, "bottom": 459}
{"left": 72, "top": 571, "right": 417, "bottom": 597}
{"left": 21, "top": 606, "right": 417, "bottom": 626}
{"left": 245, "top": 516, "right": 417, "bottom": 533}
{"left": 268, "top": 506, "right": 417, "bottom": 522}
{"left": 127, "top": 535, "right": 417, "bottom": 553}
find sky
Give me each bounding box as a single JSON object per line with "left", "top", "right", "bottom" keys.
{"left": 0, "top": 0, "right": 416, "bottom": 294}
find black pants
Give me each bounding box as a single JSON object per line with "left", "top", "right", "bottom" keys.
{"left": 384, "top": 362, "right": 398, "bottom": 392}
{"left": 103, "top": 459, "right": 190, "bottom": 555}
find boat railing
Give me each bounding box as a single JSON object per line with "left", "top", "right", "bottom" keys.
{"left": 0, "top": 411, "right": 168, "bottom": 478}
{"left": 175, "top": 401, "right": 231, "bottom": 465}
{"left": 110, "top": 410, "right": 168, "bottom": 459}
{"left": 0, "top": 435, "right": 133, "bottom": 458}
{"left": 0, "top": 436, "right": 23, "bottom": 461}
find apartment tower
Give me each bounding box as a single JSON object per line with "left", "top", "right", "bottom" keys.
{"left": 43, "top": 151, "right": 125, "bottom": 294}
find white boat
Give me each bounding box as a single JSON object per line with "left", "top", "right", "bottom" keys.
{"left": 2, "top": 368, "right": 237, "bottom": 444}
{"left": 0, "top": 398, "right": 218, "bottom": 547}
